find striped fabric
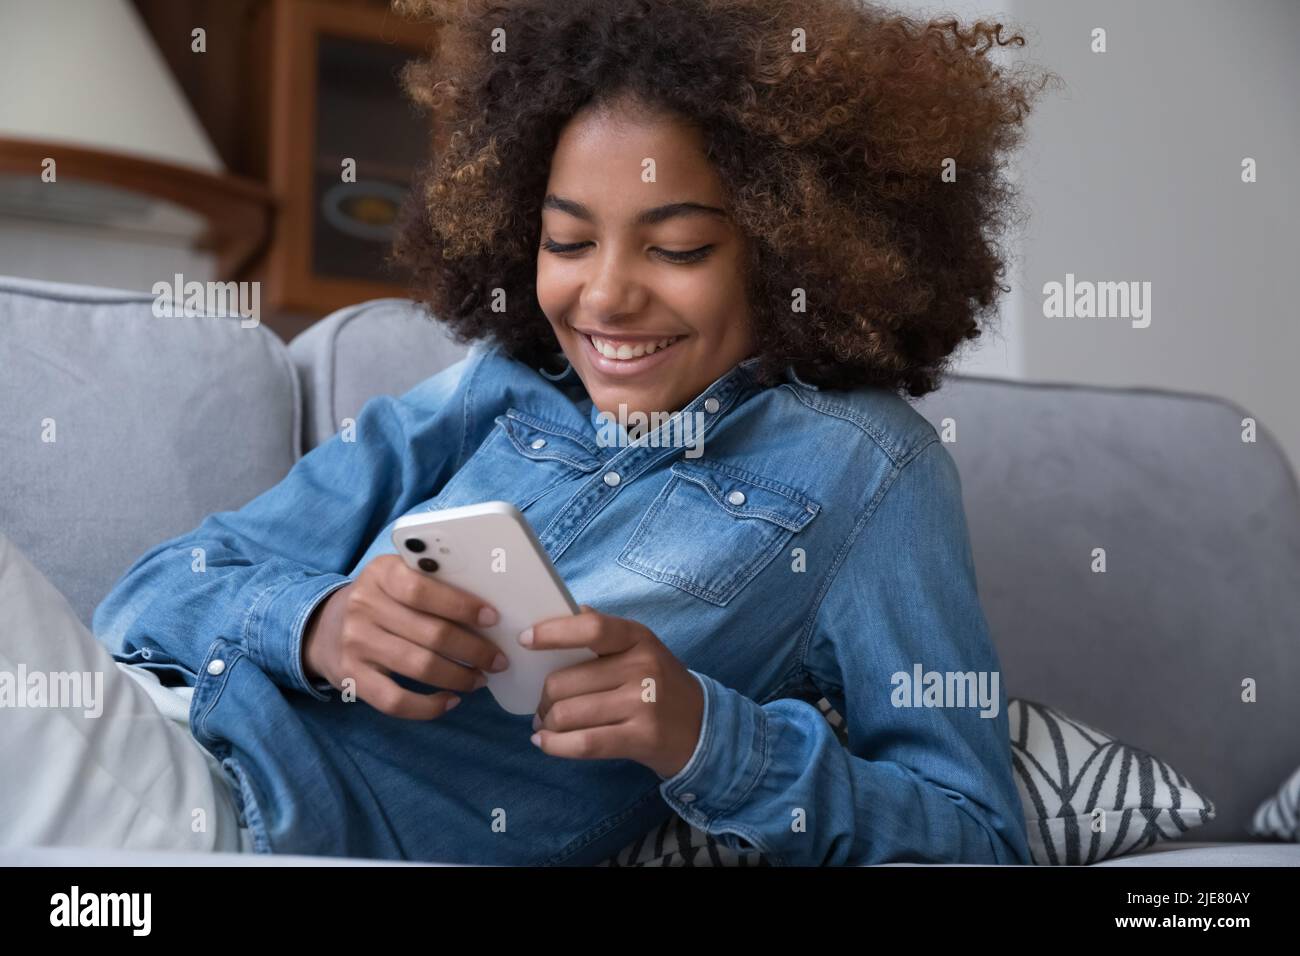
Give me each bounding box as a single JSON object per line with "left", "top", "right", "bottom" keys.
{"left": 1249, "top": 764, "right": 1300, "bottom": 840}
{"left": 1010, "top": 699, "right": 1215, "bottom": 865}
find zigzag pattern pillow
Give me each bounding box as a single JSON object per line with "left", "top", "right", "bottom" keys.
{"left": 1010, "top": 698, "right": 1215, "bottom": 865}
{"left": 1249, "top": 764, "right": 1300, "bottom": 840}
{"left": 600, "top": 696, "right": 1214, "bottom": 866}
{"left": 597, "top": 813, "right": 770, "bottom": 866}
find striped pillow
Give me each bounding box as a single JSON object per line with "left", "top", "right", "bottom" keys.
{"left": 600, "top": 696, "right": 1214, "bottom": 866}
{"left": 1249, "top": 764, "right": 1300, "bottom": 840}
{"left": 1010, "top": 698, "right": 1215, "bottom": 865}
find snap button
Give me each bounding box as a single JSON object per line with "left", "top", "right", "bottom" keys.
{"left": 141, "top": 648, "right": 152, "bottom": 659}
{"left": 603, "top": 471, "right": 621, "bottom": 487}
{"left": 680, "top": 792, "right": 696, "bottom": 803}
{"left": 207, "top": 659, "right": 226, "bottom": 676}
{"left": 530, "top": 438, "right": 547, "bottom": 449}
{"left": 726, "top": 490, "right": 746, "bottom": 506}
{"left": 703, "top": 397, "right": 720, "bottom": 413}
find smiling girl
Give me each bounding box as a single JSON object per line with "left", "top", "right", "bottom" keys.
{"left": 11, "top": 0, "right": 1054, "bottom": 865}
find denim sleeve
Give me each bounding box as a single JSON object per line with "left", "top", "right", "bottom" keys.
{"left": 92, "top": 348, "right": 486, "bottom": 700}
{"left": 658, "top": 439, "right": 1031, "bottom": 866}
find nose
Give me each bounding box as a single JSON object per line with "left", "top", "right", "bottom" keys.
{"left": 577, "top": 243, "right": 647, "bottom": 320}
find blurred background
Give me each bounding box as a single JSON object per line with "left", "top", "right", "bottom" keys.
{"left": 0, "top": 0, "right": 1296, "bottom": 476}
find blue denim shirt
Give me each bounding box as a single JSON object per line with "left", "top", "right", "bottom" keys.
{"left": 93, "top": 341, "right": 1030, "bottom": 866}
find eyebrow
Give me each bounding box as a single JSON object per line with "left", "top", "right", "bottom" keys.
{"left": 542, "top": 194, "right": 727, "bottom": 226}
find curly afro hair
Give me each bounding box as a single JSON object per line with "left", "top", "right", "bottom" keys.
{"left": 390, "top": 0, "right": 1057, "bottom": 396}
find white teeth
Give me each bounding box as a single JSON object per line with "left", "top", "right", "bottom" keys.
{"left": 589, "top": 334, "right": 681, "bottom": 360}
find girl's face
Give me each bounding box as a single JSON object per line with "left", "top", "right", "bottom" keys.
{"left": 536, "top": 101, "right": 755, "bottom": 420}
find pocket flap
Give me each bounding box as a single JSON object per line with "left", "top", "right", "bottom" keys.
{"left": 669, "top": 458, "right": 820, "bottom": 531}
{"left": 497, "top": 410, "right": 605, "bottom": 472}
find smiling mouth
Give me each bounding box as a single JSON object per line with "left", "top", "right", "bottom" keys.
{"left": 582, "top": 332, "right": 686, "bottom": 361}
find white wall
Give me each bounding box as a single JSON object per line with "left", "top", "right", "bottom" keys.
{"left": 900, "top": 0, "right": 1298, "bottom": 476}
{"left": 1003, "top": 0, "right": 1300, "bottom": 474}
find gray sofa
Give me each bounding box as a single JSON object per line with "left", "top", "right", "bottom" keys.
{"left": 2, "top": 274, "right": 1298, "bottom": 866}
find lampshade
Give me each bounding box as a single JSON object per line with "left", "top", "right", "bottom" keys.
{"left": 0, "top": 0, "right": 223, "bottom": 173}
{"left": 0, "top": 0, "right": 271, "bottom": 277}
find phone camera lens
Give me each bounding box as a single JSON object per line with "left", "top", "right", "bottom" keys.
{"left": 418, "top": 557, "right": 439, "bottom": 573}
{"left": 404, "top": 538, "right": 426, "bottom": 553}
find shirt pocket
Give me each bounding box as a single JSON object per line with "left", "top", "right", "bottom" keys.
{"left": 617, "top": 458, "right": 821, "bottom": 606}
{"left": 429, "top": 409, "right": 605, "bottom": 513}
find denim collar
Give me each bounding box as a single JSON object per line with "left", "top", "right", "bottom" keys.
{"left": 577, "top": 355, "right": 764, "bottom": 437}
{"left": 532, "top": 351, "right": 808, "bottom": 444}
{"left": 783, "top": 364, "right": 820, "bottom": 391}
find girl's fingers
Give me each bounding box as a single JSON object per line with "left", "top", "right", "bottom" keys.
{"left": 367, "top": 593, "right": 505, "bottom": 674}
{"left": 353, "top": 618, "right": 484, "bottom": 694}
{"left": 523, "top": 609, "right": 637, "bottom": 655}
{"left": 535, "top": 720, "right": 637, "bottom": 762}
{"left": 536, "top": 655, "right": 627, "bottom": 720}
{"left": 536, "top": 685, "right": 635, "bottom": 733}
{"left": 352, "top": 663, "right": 463, "bottom": 721}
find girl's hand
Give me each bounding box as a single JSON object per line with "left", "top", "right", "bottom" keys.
{"left": 302, "top": 554, "right": 509, "bottom": 720}
{"left": 525, "top": 605, "right": 703, "bottom": 779}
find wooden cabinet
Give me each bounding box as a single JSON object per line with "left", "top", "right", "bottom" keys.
{"left": 134, "top": 0, "right": 438, "bottom": 337}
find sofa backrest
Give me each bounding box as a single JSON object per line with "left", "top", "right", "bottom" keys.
{"left": 912, "top": 377, "right": 1300, "bottom": 841}
{"left": 0, "top": 276, "right": 301, "bottom": 626}
{"left": 286, "top": 298, "right": 470, "bottom": 451}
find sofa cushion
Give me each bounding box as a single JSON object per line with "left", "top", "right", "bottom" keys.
{"left": 2, "top": 840, "right": 1296, "bottom": 867}
{"left": 1090, "top": 841, "right": 1300, "bottom": 866}
{"left": 287, "top": 298, "right": 469, "bottom": 451}
{"left": 0, "top": 276, "right": 301, "bottom": 625}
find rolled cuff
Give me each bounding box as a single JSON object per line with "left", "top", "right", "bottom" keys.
{"left": 246, "top": 573, "right": 351, "bottom": 700}
{"left": 657, "top": 669, "right": 768, "bottom": 830}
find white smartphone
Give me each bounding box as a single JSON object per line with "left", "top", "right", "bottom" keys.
{"left": 390, "top": 502, "right": 596, "bottom": 716}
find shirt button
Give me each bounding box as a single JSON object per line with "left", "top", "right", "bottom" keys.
{"left": 530, "top": 438, "right": 546, "bottom": 449}
{"left": 141, "top": 648, "right": 152, "bottom": 659}
{"left": 207, "top": 659, "right": 226, "bottom": 676}
{"left": 680, "top": 792, "right": 696, "bottom": 803}
{"left": 603, "top": 471, "right": 621, "bottom": 487}
{"left": 727, "top": 490, "right": 746, "bottom": 506}
{"left": 703, "top": 397, "right": 720, "bottom": 413}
